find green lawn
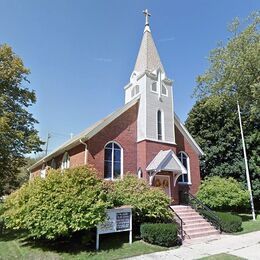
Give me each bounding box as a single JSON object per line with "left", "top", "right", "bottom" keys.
{"left": 0, "top": 231, "right": 169, "bottom": 260}
{"left": 235, "top": 212, "right": 260, "bottom": 235}
{"left": 198, "top": 253, "right": 246, "bottom": 260}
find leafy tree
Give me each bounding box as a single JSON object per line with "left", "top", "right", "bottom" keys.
{"left": 186, "top": 13, "right": 260, "bottom": 202}
{"left": 196, "top": 176, "right": 249, "bottom": 211}
{"left": 2, "top": 166, "right": 109, "bottom": 240}
{"left": 0, "top": 44, "right": 43, "bottom": 196}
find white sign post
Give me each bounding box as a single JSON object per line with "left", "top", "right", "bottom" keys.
{"left": 96, "top": 206, "right": 132, "bottom": 250}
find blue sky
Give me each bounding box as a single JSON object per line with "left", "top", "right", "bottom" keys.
{"left": 0, "top": 0, "right": 258, "bottom": 155}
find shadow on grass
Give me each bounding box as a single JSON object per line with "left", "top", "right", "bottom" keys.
{"left": 0, "top": 229, "right": 27, "bottom": 241}
{"left": 19, "top": 231, "right": 136, "bottom": 256}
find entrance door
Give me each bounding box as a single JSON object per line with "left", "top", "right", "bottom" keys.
{"left": 154, "top": 175, "right": 171, "bottom": 197}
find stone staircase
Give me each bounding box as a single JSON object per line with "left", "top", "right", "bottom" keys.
{"left": 171, "top": 205, "right": 220, "bottom": 239}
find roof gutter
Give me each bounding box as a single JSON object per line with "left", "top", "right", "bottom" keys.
{"left": 79, "top": 139, "right": 88, "bottom": 165}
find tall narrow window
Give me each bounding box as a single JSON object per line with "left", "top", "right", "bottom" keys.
{"left": 151, "top": 82, "right": 157, "bottom": 92}
{"left": 177, "top": 152, "right": 191, "bottom": 184}
{"left": 161, "top": 84, "right": 167, "bottom": 96}
{"left": 61, "top": 152, "right": 70, "bottom": 170}
{"left": 40, "top": 164, "right": 46, "bottom": 178}
{"left": 104, "top": 142, "right": 123, "bottom": 180}
{"left": 51, "top": 159, "right": 56, "bottom": 169}
{"left": 157, "top": 110, "right": 162, "bottom": 140}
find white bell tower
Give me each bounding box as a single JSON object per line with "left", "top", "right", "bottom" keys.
{"left": 124, "top": 10, "right": 175, "bottom": 144}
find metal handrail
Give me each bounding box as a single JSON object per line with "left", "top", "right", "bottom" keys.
{"left": 169, "top": 206, "right": 184, "bottom": 240}
{"left": 184, "top": 192, "right": 222, "bottom": 232}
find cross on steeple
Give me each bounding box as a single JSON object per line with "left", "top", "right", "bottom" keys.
{"left": 143, "top": 9, "right": 151, "bottom": 26}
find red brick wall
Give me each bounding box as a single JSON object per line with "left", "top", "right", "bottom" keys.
{"left": 87, "top": 103, "right": 138, "bottom": 178}
{"left": 175, "top": 125, "right": 201, "bottom": 196}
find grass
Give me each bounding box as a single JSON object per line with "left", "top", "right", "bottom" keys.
{"left": 235, "top": 212, "right": 260, "bottom": 235}
{"left": 198, "top": 253, "right": 246, "bottom": 260}
{"left": 0, "top": 230, "right": 169, "bottom": 260}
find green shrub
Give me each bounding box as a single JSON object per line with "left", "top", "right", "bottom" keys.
{"left": 2, "top": 166, "right": 110, "bottom": 240}
{"left": 197, "top": 176, "right": 249, "bottom": 211}
{"left": 140, "top": 223, "right": 178, "bottom": 247}
{"left": 216, "top": 212, "right": 242, "bottom": 233}
{"left": 104, "top": 175, "right": 172, "bottom": 224}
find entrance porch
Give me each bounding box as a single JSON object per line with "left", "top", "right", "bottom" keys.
{"left": 146, "top": 149, "right": 189, "bottom": 204}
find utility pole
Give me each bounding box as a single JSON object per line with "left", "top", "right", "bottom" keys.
{"left": 45, "top": 133, "right": 51, "bottom": 156}
{"left": 237, "top": 101, "right": 256, "bottom": 220}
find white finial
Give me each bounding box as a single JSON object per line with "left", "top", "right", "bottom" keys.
{"left": 143, "top": 9, "right": 151, "bottom": 32}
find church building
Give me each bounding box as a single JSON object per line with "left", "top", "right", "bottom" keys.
{"left": 29, "top": 10, "right": 204, "bottom": 205}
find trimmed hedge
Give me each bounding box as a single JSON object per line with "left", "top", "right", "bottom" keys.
{"left": 140, "top": 223, "right": 178, "bottom": 247}
{"left": 199, "top": 209, "right": 242, "bottom": 233}
{"left": 215, "top": 212, "right": 242, "bottom": 233}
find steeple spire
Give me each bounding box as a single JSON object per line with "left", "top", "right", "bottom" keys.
{"left": 133, "top": 9, "right": 165, "bottom": 75}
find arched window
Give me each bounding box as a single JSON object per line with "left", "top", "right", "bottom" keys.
{"left": 51, "top": 159, "right": 56, "bottom": 169}
{"left": 151, "top": 82, "right": 157, "bottom": 92}
{"left": 61, "top": 152, "right": 70, "bottom": 170}
{"left": 161, "top": 84, "right": 168, "bottom": 96}
{"left": 104, "top": 142, "right": 123, "bottom": 180}
{"left": 40, "top": 163, "right": 46, "bottom": 178}
{"left": 177, "top": 152, "right": 191, "bottom": 184}
{"left": 157, "top": 110, "right": 163, "bottom": 140}
{"left": 131, "top": 85, "right": 140, "bottom": 97}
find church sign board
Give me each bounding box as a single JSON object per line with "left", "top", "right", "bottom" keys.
{"left": 96, "top": 206, "right": 132, "bottom": 250}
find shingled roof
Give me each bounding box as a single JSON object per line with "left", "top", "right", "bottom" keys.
{"left": 133, "top": 23, "right": 165, "bottom": 74}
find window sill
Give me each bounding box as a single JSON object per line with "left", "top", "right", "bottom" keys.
{"left": 178, "top": 182, "right": 192, "bottom": 186}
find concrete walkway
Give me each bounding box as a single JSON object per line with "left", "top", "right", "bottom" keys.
{"left": 128, "top": 231, "right": 260, "bottom": 260}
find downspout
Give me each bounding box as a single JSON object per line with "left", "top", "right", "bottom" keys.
{"left": 80, "top": 139, "right": 88, "bottom": 165}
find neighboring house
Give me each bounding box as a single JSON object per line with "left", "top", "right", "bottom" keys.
{"left": 29, "top": 11, "right": 203, "bottom": 205}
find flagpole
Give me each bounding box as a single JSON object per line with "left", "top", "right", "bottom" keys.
{"left": 237, "top": 100, "right": 256, "bottom": 220}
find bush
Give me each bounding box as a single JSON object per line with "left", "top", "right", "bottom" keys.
{"left": 197, "top": 176, "right": 249, "bottom": 211}
{"left": 215, "top": 212, "right": 242, "bottom": 233}
{"left": 140, "top": 223, "right": 178, "bottom": 247}
{"left": 104, "top": 175, "right": 172, "bottom": 225}
{"left": 2, "top": 166, "right": 110, "bottom": 240}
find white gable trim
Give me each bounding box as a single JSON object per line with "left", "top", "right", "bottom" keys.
{"left": 174, "top": 113, "right": 204, "bottom": 156}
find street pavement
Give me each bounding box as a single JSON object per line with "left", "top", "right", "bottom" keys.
{"left": 128, "top": 231, "right": 260, "bottom": 260}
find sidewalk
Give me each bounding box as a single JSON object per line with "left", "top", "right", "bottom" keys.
{"left": 128, "top": 231, "right": 260, "bottom": 260}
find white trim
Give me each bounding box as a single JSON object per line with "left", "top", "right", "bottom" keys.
{"left": 40, "top": 163, "right": 46, "bottom": 178}
{"left": 161, "top": 84, "right": 168, "bottom": 97}
{"left": 137, "top": 137, "right": 176, "bottom": 145}
{"left": 174, "top": 113, "right": 204, "bottom": 156}
{"left": 150, "top": 81, "right": 158, "bottom": 93}
{"left": 61, "top": 152, "right": 70, "bottom": 170}
{"left": 104, "top": 141, "right": 124, "bottom": 180}
{"left": 157, "top": 109, "right": 165, "bottom": 141}
{"left": 177, "top": 151, "right": 192, "bottom": 185}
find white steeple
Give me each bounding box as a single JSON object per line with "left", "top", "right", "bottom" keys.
{"left": 124, "top": 10, "right": 175, "bottom": 144}
{"left": 133, "top": 9, "right": 165, "bottom": 75}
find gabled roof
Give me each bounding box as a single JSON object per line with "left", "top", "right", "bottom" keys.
{"left": 134, "top": 27, "right": 165, "bottom": 74}
{"left": 146, "top": 150, "right": 187, "bottom": 174}
{"left": 174, "top": 113, "right": 204, "bottom": 156}
{"left": 29, "top": 98, "right": 139, "bottom": 171}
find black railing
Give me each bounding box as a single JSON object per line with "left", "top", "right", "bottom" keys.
{"left": 169, "top": 206, "right": 184, "bottom": 240}
{"left": 183, "top": 192, "right": 222, "bottom": 232}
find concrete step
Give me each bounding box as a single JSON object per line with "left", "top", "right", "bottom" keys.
{"left": 184, "top": 226, "right": 216, "bottom": 233}
{"left": 186, "top": 230, "right": 219, "bottom": 239}
{"left": 184, "top": 222, "right": 213, "bottom": 229}
{"left": 183, "top": 218, "right": 208, "bottom": 225}
{"left": 177, "top": 212, "right": 199, "bottom": 217}
{"left": 180, "top": 216, "right": 204, "bottom": 221}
